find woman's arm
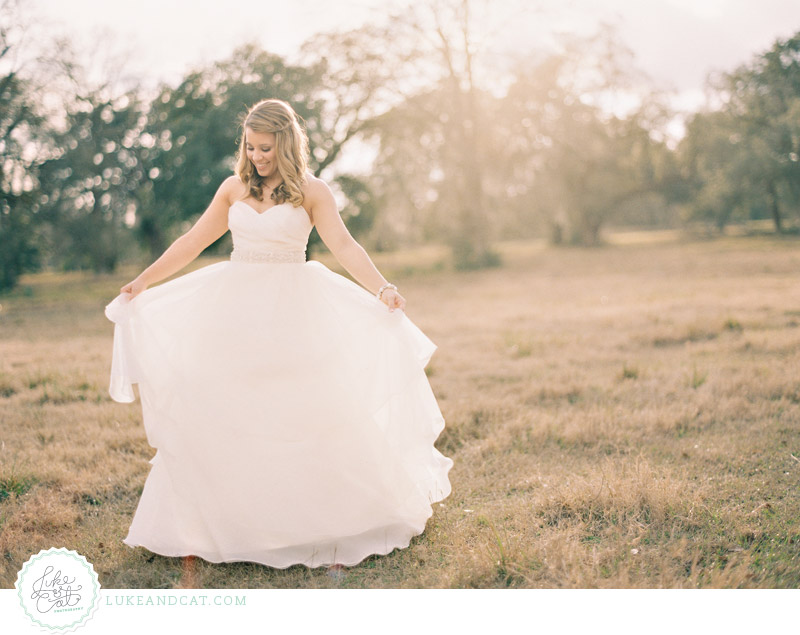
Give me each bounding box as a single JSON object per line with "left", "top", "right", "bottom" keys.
{"left": 120, "top": 177, "right": 235, "bottom": 295}
{"left": 309, "top": 178, "right": 406, "bottom": 312}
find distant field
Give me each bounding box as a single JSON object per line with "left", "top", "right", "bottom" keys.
{"left": 1, "top": 234, "right": 799, "bottom": 588}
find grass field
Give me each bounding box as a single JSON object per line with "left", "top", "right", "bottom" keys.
{"left": 0, "top": 234, "right": 798, "bottom": 588}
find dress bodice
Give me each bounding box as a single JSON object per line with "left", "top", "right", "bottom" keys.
{"left": 228, "top": 201, "right": 313, "bottom": 263}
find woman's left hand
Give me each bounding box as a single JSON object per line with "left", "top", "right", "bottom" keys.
{"left": 381, "top": 288, "right": 406, "bottom": 312}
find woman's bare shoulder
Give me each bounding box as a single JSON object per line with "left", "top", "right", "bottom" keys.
{"left": 299, "top": 173, "right": 333, "bottom": 223}
{"left": 301, "top": 170, "right": 319, "bottom": 187}
{"left": 300, "top": 172, "right": 331, "bottom": 201}
{"left": 220, "top": 175, "right": 248, "bottom": 201}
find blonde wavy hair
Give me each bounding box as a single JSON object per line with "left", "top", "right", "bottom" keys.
{"left": 234, "top": 99, "right": 310, "bottom": 207}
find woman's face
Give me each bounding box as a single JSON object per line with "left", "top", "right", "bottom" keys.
{"left": 245, "top": 128, "right": 278, "bottom": 180}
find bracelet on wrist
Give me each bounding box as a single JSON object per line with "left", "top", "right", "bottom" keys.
{"left": 376, "top": 283, "right": 397, "bottom": 300}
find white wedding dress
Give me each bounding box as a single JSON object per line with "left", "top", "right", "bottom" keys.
{"left": 104, "top": 199, "right": 453, "bottom": 568}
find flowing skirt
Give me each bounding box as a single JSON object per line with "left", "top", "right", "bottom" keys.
{"left": 105, "top": 258, "right": 453, "bottom": 568}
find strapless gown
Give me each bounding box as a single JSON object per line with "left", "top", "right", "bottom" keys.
{"left": 104, "top": 200, "right": 453, "bottom": 568}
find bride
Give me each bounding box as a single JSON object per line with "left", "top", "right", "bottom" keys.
{"left": 105, "top": 98, "right": 453, "bottom": 576}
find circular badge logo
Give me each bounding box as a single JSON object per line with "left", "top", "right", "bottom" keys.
{"left": 15, "top": 547, "right": 101, "bottom": 633}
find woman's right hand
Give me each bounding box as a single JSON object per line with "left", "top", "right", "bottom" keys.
{"left": 120, "top": 276, "right": 149, "bottom": 299}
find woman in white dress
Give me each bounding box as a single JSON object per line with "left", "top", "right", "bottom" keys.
{"left": 105, "top": 98, "right": 453, "bottom": 574}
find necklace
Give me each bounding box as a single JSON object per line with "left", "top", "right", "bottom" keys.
{"left": 263, "top": 178, "right": 282, "bottom": 199}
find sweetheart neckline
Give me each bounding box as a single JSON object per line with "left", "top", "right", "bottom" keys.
{"left": 231, "top": 200, "right": 313, "bottom": 225}
{"left": 231, "top": 200, "right": 292, "bottom": 215}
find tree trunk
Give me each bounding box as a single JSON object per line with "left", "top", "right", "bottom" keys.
{"left": 767, "top": 180, "right": 783, "bottom": 233}
{"left": 435, "top": 0, "right": 499, "bottom": 270}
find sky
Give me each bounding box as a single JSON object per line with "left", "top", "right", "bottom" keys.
{"left": 21, "top": 0, "right": 800, "bottom": 150}
{"left": 27, "top": 0, "right": 800, "bottom": 98}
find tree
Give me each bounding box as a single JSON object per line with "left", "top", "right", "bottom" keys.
{"left": 37, "top": 86, "right": 144, "bottom": 272}
{"left": 499, "top": 28, "right": 674, "bottom": 245}
{"left": 368, "top": 0, "right": 512, "bottom": 268}
{"left": 359, "top": 84, "right": 459, "bottom": 250}
{"left": 0, "top": 0, "right": 44, "bottom": 291}
{"left": 295, "top": 21, "right": 432, "bottom": 254}
{"left": 680, "top": 32, "right": 800, "bottom": 233}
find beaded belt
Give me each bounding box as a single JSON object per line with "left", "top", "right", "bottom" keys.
{"left": 230, "top": 247, "right": 306, "bottom": 263}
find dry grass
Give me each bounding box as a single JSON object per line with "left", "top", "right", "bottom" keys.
{"left": 0, "top": 234, "right": 799, "bottom": 588}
